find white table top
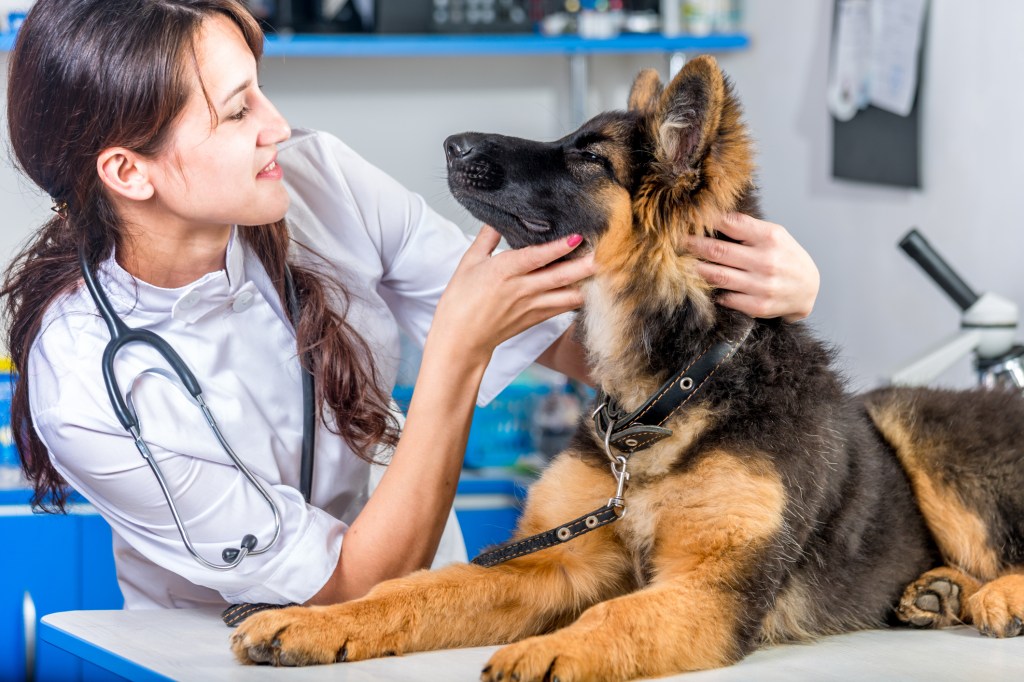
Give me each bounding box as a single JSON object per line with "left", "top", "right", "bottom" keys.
{"left": 42, "top": 607, "right": 1024, "bottom": 681}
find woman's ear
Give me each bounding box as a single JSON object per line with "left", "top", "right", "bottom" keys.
{"left": 97, "top": 148, "right": 155, "bottom": 201}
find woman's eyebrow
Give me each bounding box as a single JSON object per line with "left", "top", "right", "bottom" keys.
{"left": 220, "top": 79, "right": 252, "bottom": 106}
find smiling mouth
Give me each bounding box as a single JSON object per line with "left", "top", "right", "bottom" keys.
{"left": 259, "top": 160, "right": 277, "bottom": 174}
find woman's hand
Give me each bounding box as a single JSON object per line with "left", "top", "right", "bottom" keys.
{"left": 685, "top": 213, "right": 820, "bottom": 322}
{"left": 429, "top": 226, "right": 595, "bottom": 364}
{"left": 309, "top": 227, "right": 592, "bottom": 603}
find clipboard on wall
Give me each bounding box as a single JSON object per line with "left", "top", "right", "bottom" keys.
{"left": 830, "top": 0, "right": 929, "bottom": 189}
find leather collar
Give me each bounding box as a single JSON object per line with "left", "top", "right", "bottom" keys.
{"left": 592, "top": 323, "right": 753, "bottom": 455}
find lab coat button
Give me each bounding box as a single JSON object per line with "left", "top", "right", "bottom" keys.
{"left": 232, "top": 291, "right": 255, "bottom": 313}
{"left": 179, "top": 290, "right": 201, "bottom": 310}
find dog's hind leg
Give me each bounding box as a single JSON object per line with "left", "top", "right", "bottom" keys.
{"left": 897, "top": 564, "right": 1024, "bottom": 638}
{"left": 897, "top": 566, "right": 981, "bottom": 628}
{"left": 865, "top": 387, "right": 1023, "bottom": 581}
{"left": 231, "top": 454, "right": 634, "bottom": 667}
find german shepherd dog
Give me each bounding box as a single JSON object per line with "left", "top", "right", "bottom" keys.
{"left": 231, "top": 56, "right": 1024, "bottom": 679}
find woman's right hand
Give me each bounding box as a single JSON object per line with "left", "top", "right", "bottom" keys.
{"left": 429, "top": 226, "right": 595, "bottom": 365}
{"left": 310, "top": 227, "right": 594, "bottom": 602}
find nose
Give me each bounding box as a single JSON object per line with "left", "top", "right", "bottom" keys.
{"left": 444, "top": 134, "right": 476, "bottom": 164}
{"left": 257, "top": 97, "right": 291, "bottom": 147}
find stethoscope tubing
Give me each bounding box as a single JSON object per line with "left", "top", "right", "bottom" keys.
{"left": 284, "top": 266, "right": 317, "bottom": 508}
{"left": 78, "top": 245, "right": 296, "bottom": 571}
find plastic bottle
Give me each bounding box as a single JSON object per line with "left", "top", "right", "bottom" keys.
{"left": 0, "top": 359, "right": 23, "bottom": 489}
{"left": 660, "top": 0, "right": 681, "bottom": 37}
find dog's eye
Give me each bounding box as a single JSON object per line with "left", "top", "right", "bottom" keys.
{"left": 580, "top": 151, "right": 604, "bottom": 164}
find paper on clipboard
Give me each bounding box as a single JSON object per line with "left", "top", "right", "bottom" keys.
{"left": 828, "top": 0, "right": 927, "bottom": 121}
{"left": 828, "top": 0, "right": 871, "bottom": 121}
{"left": 868, "top": 0, "right": 927, "bottom": 116}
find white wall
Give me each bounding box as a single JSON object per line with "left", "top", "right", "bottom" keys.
{"left": 715, "top": 0, "right": 1024, "bottom": 390}
{"left": 4, "top": 1, "right": 1024, "bottom": 390}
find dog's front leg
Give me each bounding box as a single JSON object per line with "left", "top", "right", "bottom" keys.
{"left": 231, "top": 453, "right": 634, "bottom": 666}
{"left": 482, "top": 451, "right": 787, "bottom": 681}
{"left": 482, "top": 576, "right": 749, "bottom": 682}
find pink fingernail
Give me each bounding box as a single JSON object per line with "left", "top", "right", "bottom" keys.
{"left": 567, "top": 234, "right": 583, "bottom": 247}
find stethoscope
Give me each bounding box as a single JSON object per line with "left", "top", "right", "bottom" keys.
{"left": 78, "top": 246, "right": 316, "bottom": 571}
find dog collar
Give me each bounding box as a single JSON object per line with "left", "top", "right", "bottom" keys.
{"left": 592, "top": 323, "right": 754, "bottom": 455}
{"left": 470, "top": 322, "right": 753, "bottom": 570}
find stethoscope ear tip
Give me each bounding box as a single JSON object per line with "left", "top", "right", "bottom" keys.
{"left": 221, "top": 534, "right": 260, "bottom": 564}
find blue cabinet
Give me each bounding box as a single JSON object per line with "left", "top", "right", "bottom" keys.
{"left": 0, "top": 476, "right": 524, "bottom": 680}
{"left": 454, "top": 475, "right": 528, "bottom": 559}
{"left": 0, "top": 490, "right": 124, "bottom": 682}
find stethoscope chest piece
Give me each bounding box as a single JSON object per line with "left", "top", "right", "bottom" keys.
{"left": 79, "top": 246, "right": 313, "bottom": 571}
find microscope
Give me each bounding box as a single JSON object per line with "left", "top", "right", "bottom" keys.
{"left": 891, "top": 229, "right": 1024, "bottom": 390}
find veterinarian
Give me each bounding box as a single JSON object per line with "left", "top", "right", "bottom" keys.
{"left": 2, "top": 0, "right": 819, "bottom": 610}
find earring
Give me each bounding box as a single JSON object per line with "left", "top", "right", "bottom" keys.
{"left": 51, "top": 200, "right": 69, "bottom": 220}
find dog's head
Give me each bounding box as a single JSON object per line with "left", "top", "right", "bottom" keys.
{"left": 446, "top": 56, "right": 757, "bottom": 321}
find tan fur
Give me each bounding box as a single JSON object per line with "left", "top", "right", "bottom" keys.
{"left": 230, "top": 450, "right": 786, "bottom": 678}
{"left": 639, "top": 453, "right": 784, "bottom": 575}
{"left": 869, "top": 405, "right": 1002, "bottom": 579}
{"left": 760, "top": 581, "right": 819, "bottom": 644}
{"left": 623, "top": 407, "right": 714, "bottom": 482}
{"left": 231, "top": 455, "right": 635, "bottom": 666}
{"left": 633, "top": 57, "right": 755, "bottom": 243}
{"left": 627, "top": 68, "right": 663, "bottom": 114}
{"left": 761, "top": 577, "right": 883, "bottom": 646}
{"left": 481, "top": 452, "right": 787, "bottom": 680}
{"left": 581, "top": 57, "right": 757, "bottom": 412}
{"left": 967, "top": 574, "right": 1024, "bottom": 636}
{"left": 590, "top": 185, "right": 714, "bottom": 405}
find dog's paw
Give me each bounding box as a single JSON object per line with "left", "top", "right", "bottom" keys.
{"left": 966, "top": 575, "right": 1024, "bottom": 638}
{"left": 230, "top": 603, "right": 407, "bottom": 666}
{"left": 897, "top": 576, "right": 962, "bottom": 628}
{"left": 896, "top": 568, "right": 978, "bottom": 629}
{"left": 481, "top": 634, "right": 615, "bottom": 682}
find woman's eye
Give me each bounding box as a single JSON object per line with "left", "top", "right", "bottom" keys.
{"left": 229, "top": 106, "right": 251, "bottom": 122}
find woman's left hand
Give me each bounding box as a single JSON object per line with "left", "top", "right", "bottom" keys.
{"left": 685, "top": 213, "right": 820, "bottom": 322}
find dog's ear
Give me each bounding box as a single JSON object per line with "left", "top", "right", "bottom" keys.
{"left": 628, "top": 69, "right": 663, "bottom": 115}
{"left": 654, "top": 55, "right": 726, "bottom": 178}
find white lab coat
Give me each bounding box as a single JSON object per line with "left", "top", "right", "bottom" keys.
{"left": 28, "top": 129, "right": 570, "bottom": 609}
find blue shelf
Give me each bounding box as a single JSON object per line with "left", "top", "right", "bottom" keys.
{"left": 1, "top": 31, "right": 748, "bottom": 56}
{"left": 263, "top": 32, "right": 749, "bottom": 58}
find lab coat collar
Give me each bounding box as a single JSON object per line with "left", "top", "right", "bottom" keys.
{"left": 96, "top": 227, "right": 249, "bottom": 325}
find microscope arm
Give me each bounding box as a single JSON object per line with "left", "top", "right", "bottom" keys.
{"left": 890, "top": 329, "right": 983, "bottom": 387}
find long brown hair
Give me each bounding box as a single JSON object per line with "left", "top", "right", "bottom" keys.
{"left": 3, "top": 0, "right": 399, "bottom": 511}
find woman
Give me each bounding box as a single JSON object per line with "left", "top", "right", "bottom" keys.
{"left": 2, "top": 0, "right": 818, "bottom": 610}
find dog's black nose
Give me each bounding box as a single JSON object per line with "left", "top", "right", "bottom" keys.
{"left": 444, "top": 134, "right": 475, "bottom": 164}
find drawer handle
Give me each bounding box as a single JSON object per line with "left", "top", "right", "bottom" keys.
{"left": 23, "top": 591, "right": 36, "bottom": 682}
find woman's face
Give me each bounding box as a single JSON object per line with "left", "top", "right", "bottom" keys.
{"left": 146, "top": 14, "right": 291, "bottom": 232}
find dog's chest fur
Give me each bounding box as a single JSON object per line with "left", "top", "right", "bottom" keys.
{"left": 590, "top": 411, "right": 717, "bottom": 582}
